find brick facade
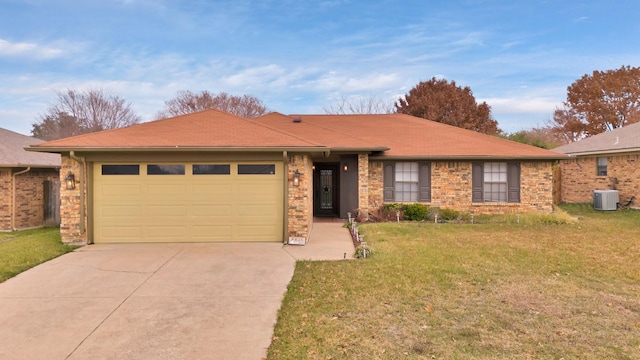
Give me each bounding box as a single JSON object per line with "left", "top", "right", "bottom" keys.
{"left": 287, "top": 154, "right": 313, "bottom": 243}
{"left": 59, "top": 156, "right": 87, "bottom": 243}
{"left": 0, "top": 170, "right": 12, "bottom": 230}
{"left": 366, "top": 160, "right": 554, "bottom": 215}
{"left": 0, "top": 168, "right": 59, "bottom": 231}
{"left": 357, "top": 154, "right": 369, "bottom": 220}
{"left": 559, "top": 153, "right": 640, "bottom": 204}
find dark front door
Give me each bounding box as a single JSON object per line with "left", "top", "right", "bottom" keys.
{"left": 314, "top": 163, "right": 339, "bottom": 217}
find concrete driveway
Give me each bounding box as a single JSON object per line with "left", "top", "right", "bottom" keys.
{"left": 0, "top": 243, "right": 297, "bottom": 360}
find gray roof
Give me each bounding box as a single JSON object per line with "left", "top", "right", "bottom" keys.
{"left": 0, "top": 128, "right": 60, "bottom": 168}
{"left": 553, "top": 122, "right": 640, "bottom": 156}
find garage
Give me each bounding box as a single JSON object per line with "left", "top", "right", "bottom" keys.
{"left": 92, "top": 161, "right": 284, "bottom": 243}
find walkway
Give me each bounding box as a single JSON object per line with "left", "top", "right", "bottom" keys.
{"left": 283, "top": 219, "right": 356, "bottom": 261}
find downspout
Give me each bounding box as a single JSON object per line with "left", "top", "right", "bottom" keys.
{"left": 69, "top": 151, "right": 88, "bottom": 242}
{"left": 283, "top": 151, "right": 289, "bottom": 244}
{"left": 11, "top": 167, "right": 31, "bottom": 231}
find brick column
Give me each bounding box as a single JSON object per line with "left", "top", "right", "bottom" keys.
{"left": 357, "top": 153, "right": 369, "bottom": 220}
{"left": 60, "top": 155, "right": 87, "bottom": 244}
{"left": 287, "top": 154, "right": 312, "bottom": 244}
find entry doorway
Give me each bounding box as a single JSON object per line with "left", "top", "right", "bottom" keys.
{"left": 313, "top": 163, "right": 339, "bottom": 217}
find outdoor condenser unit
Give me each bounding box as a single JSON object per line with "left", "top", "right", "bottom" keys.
{"left": 593, "top": 190, "right": 619, "bottom": 211}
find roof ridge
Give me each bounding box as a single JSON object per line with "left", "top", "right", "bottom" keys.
{"left": 242, "top": 111, "right": 325, "bottom": 147}
{"left": 285, "top": 114, "right": 387, "bottom": 148}
{"left": 248, "top": 115, "right": 326, "bottom": 147}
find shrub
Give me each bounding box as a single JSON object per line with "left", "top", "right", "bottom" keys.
{"left": 402, "top": 203, "right": 429, "bottom": 221}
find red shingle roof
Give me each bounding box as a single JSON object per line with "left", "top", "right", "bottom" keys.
{"left": 254, "top": 113, "right": 565, "bottom": 159}
{"left": 30, "top": 109, "right": 566, "bottom": 159}
{"left": 32, "top": 110, "right": 322, "bottom": 149}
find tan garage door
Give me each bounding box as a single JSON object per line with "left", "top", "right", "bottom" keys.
{"left": 93, "top": 162, "right": 284, "bottom": 243}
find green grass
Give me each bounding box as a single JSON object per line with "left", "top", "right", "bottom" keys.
{"left": 268, "top": 205, "right": 640, "bottom": 359}
{"left": 0, "top": 228, "right": 79, "bottom": 283}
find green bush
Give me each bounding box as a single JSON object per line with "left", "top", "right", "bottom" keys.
{"left": 430, "top": 207, "right": 471, "bottom": 222}
{"left": 402, "top": 203, "right": 429, "bottom": 221}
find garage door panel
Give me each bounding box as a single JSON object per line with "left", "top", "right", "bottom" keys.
{"left": 146, "top": 205, "right": 188, "bottom": 217}
{"left": 236, "top": 204, "right": 280, "bottom": 217}
{"left": 192, "top": 225, "right": 233, "bottom": 239}
{"left": 191, "top": 205, "right": 233, "bottom": 216}
{"left": 101, "top": 226, "right": 142, "bottom": 242}
{"left": 237, "top": 225, "right": 279, "bottom": 238}
{"left": 146, "top": 184, "right": 187, "bottom": 196}
{"left": 99, "top": 184, "right": 142, "bottom": 197}
{"left": 147, "top": 225, "right": 188, "bottom": 238}
{"left": 94, "top": 162, "right": 283, "bottom": 243}
{"left": 191, "top": 183, "right": 233, "bottom": 196}
{"left": 101, "top": 205, "right": 142, "bottom": 217}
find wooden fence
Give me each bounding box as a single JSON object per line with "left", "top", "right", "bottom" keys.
{"left": 44, "top": 180, "right": 61, "bottom": 227}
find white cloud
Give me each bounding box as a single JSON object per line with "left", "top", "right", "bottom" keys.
{"left": 222, "top": 64, "right": 287, "bottom": 88}
{"left": 312, "top": 71, "right": 400, "bottom": 92}
{"left": 0, "top": 38, "right": 65, "bottom": 59}
{"left": 483, "top": 96, "right": 560, "bottom": 114}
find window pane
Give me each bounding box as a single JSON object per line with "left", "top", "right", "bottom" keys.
{"left": 238, "top": 164, "right": 276, "bottom": 175}
{"left": 147, "top": 164, "right": 185, "bottom": 175}
{"left": 394, "top": 162, "right": 419, "bottom": 202}
{"left": 597, "top": 157, "right": 607, "bottom": 176}
{"left": 102, "top": 165, "right": 139, "bottom": 175}
{"left": 483, "top": 162, "right": 507, "bottom": 202}
{"left": 193, "top": 164, "right": 230, "bottom": 175}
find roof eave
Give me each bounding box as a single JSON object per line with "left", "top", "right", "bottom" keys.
{"left": 0, "top": 164, "right": 60, "bottom": 169}
{"left": 328, "top": 146, "right": 390, "bottom": 153}
{"left": 558, "top": 147, "right": 640, "bottom": 157}
{"left": 26, "top": 146, "right": 330, "bottom": 154}
{"left": 369, "top": 154, "right": 568, "bottom": 161}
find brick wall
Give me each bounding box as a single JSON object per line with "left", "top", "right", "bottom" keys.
{"left": 367, "top": 160, "right": 554, "bottom": 215}
{"left": 60, "top": 156, "right": 87, "bottom": 243}
{"left": 287, "top": 154, "right": 313, "bottom": 243}
{"left": 0, "top": 168, "right": 58, "bottom": 231}
{"left": 0, "top": 170, "right": 11, "bottom": 231}
{"left": 357, "top": 154, "right": 369, "bottom": 220}
{"left": 559, "top": 153, "right": 640, "bottom": 204}
{"left": 368, "top": 161, "right": 384, "bottom": 211}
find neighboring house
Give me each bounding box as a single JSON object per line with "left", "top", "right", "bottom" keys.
{"left": 28, "top": 110, "right": 566, "bottom": 245}
{"left": 0, "top": 128, "right": 61, "bottom": 231}
{"left": 554, "top": 122, "right": 640, "bottom": 205}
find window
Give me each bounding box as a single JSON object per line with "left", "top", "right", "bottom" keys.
{"left": 472, "top": 162, "right": 520, "bottom": 203}
{"left": 238, "top": 164, "right": 275, "bottom": 175}
{"left": 383, "top": 162, "right": 431, "bottom": 202}
{"left": 597, "top": 157, "right": 607, "bottom": 176}
{"left": 147, "top": 164, "right": 185, "bottom": 175}
{"left": 193, "top": 164, "right": 230, "bottom": 175}
{"left": 395, "top": 162, "right": 419, "bottom": 201}
{"left": 101, "top": 165, "right": 139, "bottom": 175}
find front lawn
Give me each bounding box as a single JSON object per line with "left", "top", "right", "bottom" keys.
{"left": 0, "top": 228, "right": 78, "bottom": 283}
{"left": 268, "top": 205, "right": 640, "bottom": 359}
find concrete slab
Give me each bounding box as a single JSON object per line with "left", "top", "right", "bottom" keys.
{"left": 0, "top": 242, "right": 295, "bottom": 360}
{"left": 0, "top": 222, "right": 354, "bottom": 359}
{"left": 284, "top": 221, "right": 356, "bottom": 261}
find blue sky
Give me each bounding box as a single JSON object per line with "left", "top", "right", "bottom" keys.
{"left": 1, "top": 0, "right": 639, "bottom": 135}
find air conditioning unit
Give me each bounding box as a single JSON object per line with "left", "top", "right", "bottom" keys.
{"left": 593, "top": 190, "right": 619, "bottom": 211}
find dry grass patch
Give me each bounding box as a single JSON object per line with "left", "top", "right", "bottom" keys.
{"left": 268, "top": 205, "right": 640, "bottom": 359}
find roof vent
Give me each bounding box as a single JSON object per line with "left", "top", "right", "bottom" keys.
{"left": 293, "top": 117, "right": 302, "bottom": 123}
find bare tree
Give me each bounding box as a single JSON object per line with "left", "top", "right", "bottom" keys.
{"left": 31, "top": 89, "right": 140, "bottom": 140}
{"left": 323, "top": 95, "right": 395, "bottom": 114}
{"left": 156, "top": 90, "right": 268, "bottom": 119}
